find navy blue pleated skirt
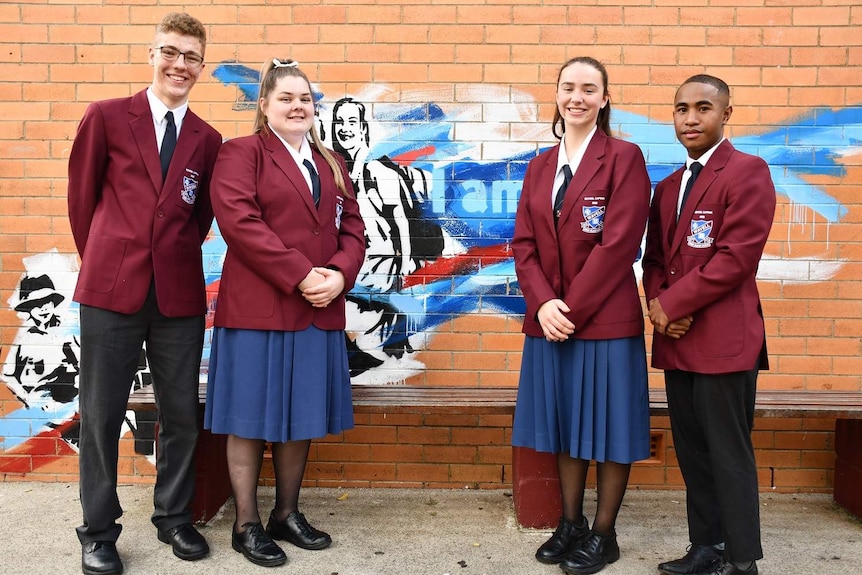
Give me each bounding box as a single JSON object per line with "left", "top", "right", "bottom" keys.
{"left": 204, "top": 326, "right": 354, "bottom": 442}
{"left": 512, "top": 335, "right": 650, "bottom": 464}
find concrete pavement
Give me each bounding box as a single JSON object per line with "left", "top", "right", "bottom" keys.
{"left": 2, "top": 482, "right": 861, "bottom": 574}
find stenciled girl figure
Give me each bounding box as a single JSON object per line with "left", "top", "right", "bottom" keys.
{"left": 512, "top": 56, "right": 652, "bottom": 575}
{"left": 205, "top": 58, "right": 365, "bottom": 567}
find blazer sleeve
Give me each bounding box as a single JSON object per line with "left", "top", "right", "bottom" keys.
{"left": 194, "top": 129, "right": 221, "bottom": 244}
{"left": 563, "top": 143, "right": 651, "bottom": 329}
{"left": 642, "top": 179, "right": 669, "bottom": 302}
{"left": 658, "top": 154, "right": 776, "bottom": 321}
{"left": 211, "top": 138, "right": 315, "bottom": 295}
{"left": 513, "top": 158, "right": 558, "bottom": 319}
{"left": 67, "top": 102, "right": 109, "bottom": 257}
{"left": 324, "top": 153, "right": 366, "bottom": 291}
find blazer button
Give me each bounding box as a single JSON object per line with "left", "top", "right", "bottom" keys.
{"left": 669, "top": 268, "right": 676, "bottom": 275}
{"left": 157, "top": 211, "right": 165, "bottom": 218}
{"left": 313, "top": 229, "right": 320, "bottom": 235}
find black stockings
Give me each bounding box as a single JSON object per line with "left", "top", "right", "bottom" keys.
{"left": 272, "top": 439, "right": 311, "bottom": 521}
{"left": 227, "top": 435, "right": 312, "bottom": 529}
{"left": 557, "top": 453, "right": 632, "bottom": 535}
{"left": 227, "top": 434, "right": 265, "bottom": 530}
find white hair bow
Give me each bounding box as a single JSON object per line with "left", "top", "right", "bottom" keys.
{"left": 272, "top": 58, "right": 299, "bottom": 68}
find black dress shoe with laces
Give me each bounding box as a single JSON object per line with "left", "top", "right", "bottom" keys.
{"left": 232, "top": 522, "right": 287, "bottom": 567}
{"left": 535, "top": 516, "right": 590, "bottom": 564}
{"left": 81, "top": 541, "right": 123, "bottom": 575}
{"left": 658, "top": 544, "right": 723, "bottom": 574}
{"left": 559, "top": 530, "right": 620, "bottom": 575}
{"left": 157, "top": 523, "right": 210, "bottom": 560}
{"left": 704, "top": 558, "right": 758, "bottom": 575}
{"left": 267, "top": 510, "right": 333, "bottom": 550}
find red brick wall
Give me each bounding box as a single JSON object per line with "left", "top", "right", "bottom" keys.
{"left": 1, "top": 1, "right": 859, "bottom": 493}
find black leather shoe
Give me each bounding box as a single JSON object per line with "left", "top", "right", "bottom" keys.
{"left": 704, "top": 558, "right": 758, "bottom": 575}
{"left": 81, "top": 541, "right": 123, "bottom": 575}
{"left": 535, "top": 516, "right": 590, "bottom": 564}
{"left": 156, "top": 523, "right": 209, "bottom": 561}
{"left": 559, "top": 530, "right": 620, "bottom": 575}
{"left": 658, "top": 544, "right": 723, "bottom": 575}
{"left": 267, "top": 510, "right": 332, "bottom": 550}
{"left": 232, "top": 522, "right": 287, "bottom": 567}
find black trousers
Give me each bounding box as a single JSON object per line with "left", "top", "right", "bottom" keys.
{"left": 76, "top": 283, "right": 204, "bottom": 543}
{"left": 665, "top": 368, "right": 763, "bottom": 563}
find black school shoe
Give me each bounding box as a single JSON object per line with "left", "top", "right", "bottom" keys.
{"left": 231, "top": 522, "right": 287, "bottom": 567}
{"left": 535, "top": 516, "right": 590, "bottom": 564}
{"left": 559, "top": 530, "right": 620, "bottom": 575}
{"left": 266, "top": 510, "right": 332, "bottom": 550}
{"left": 81, "top": 541, "right": 123, "bottom": 575}
{"left": 658, "top": 544, "right": 723, "bottom": 574}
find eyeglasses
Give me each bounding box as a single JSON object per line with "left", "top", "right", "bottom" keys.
{"left": 155, "top": 45, "right": 204, "bottom": 68}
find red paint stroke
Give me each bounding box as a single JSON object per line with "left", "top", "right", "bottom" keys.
{"left": 0, "top": 416, "right": 79, "bottom": 474}
{"left": 401, "top": 244, "right": 512, "bottom": 288}
{"left": 390, "top": 146, "right": 436, "bottom": 166}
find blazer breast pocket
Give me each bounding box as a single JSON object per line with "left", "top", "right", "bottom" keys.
{"left": 572, "top": 192, "right": 608, "bottom": 240}
{"left": 680, "top": 203, "right": 725, "bottom": 255}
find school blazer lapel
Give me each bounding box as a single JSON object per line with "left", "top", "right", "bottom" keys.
{"left": 261, "top": 133, "right": 319, "bottom": 217}
{"left": 161, "top": 110, "right": 204, "bottom": 198}
{"left": 557, "top": 132, "right": 605, "bottom": 230}
{"left": 670, "top": 140, "right": 732, "bottom": 255}
{"left": 128, "top": 91, "right": 162, "bottom": 194}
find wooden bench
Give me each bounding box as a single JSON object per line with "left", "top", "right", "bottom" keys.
{"left": 127, "top": 385, "right": 862, "bottom": 525}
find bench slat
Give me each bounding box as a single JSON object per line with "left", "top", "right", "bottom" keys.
{"left": 126, "top": 384, "right": 862, "bottom": 418}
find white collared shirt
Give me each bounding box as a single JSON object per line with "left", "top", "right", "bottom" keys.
{"left": 269, "top": 126, "right": 317, "bottom": 197}
{"left": 552, "top": 126, "right": 597, "bottom": 208}
{"left": 677, "top": 138, "right": 724, "bottom": 217}
{"left": 146, "top": 88, "right": 188, "bottom": 152}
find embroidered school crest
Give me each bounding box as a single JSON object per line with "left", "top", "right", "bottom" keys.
{"left": 580, "top": 205, "right": 605, "bottom": 233}
{"left": 687, "top": 219, "right": 714, "bottom": 248}
{"left": 181, "top": 169, "right": 199, "bottom": 205}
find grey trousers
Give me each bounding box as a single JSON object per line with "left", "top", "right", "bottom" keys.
{"left": 75, "top": 284, "right": 204, "bottom": 544}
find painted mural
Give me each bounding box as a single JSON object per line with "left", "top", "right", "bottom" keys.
{"left": 0, "top": 62, "right": 857, "bottom": 469}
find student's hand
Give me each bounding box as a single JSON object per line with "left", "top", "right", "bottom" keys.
{"left": 537, "top": 299, "right": 575, "bottom": 342}
{"left": 648, "top": 297, "right": 670, "bottom": 334}
{"left": 298, "top": 269, "right": 326, "bottom": 293}
{"left": 301, "top": 267, "right": 345, "bottom": 308}
{"left": 665, "top": 315, "right": 694, "bottom": 340}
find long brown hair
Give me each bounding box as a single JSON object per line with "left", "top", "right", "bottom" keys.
{"left": 253, "top": 58, "right": 348, "bottom": 195}
{"left": 551, "top": 56, "right": 612, "bottom": 140}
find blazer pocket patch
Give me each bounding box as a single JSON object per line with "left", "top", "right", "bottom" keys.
{"left": 81, "top": 235, "right": 126, "bottom": 294}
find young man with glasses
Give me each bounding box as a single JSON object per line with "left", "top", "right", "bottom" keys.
{"left": 67, "top": 12, "right": 221, "bottom": 575}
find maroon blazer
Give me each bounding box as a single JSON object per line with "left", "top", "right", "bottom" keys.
{"left": 642, "top": 140, "right": 776, "bottom": 374}
{"left": 513, "top": 131, "right": 651, "bottom": 340}
{"left": 68, "top": 89, "right": 222, "bottom": 317}
{"left": 210, "top": 132, "right": 365, "bottom": 332}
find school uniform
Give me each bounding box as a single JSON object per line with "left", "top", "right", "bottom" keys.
{"left": 204, "top": 131, "right": 365, "bottom": 442}
{"left": 512, "top": 129, "right": 651, "bottom": 463}
{"left": 642, "top": 139, "right": 777, "bottom": 562}
{"left": 67, "top": 88, "right": 222, "bottom": 543}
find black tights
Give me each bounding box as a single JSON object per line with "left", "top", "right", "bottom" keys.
{"left": 227, "top": 434, "right": 311, "bottom": 531}
{"left": 557, "top": 453, "right": 632, "bottom": 536}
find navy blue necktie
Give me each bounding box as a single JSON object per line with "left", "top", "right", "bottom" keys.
{"left": 160, "top": 111, "right": 176, "bottom": 181}
{"left": 303, "top": 159, "right": 321, "bottom": 208}
{"left": 554, "top": 164, "right": 573, "bottom": 224}
{"left": 678, "top": 161, "right": 703, "bottom": 219}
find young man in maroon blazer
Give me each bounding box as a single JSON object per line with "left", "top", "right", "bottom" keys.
{"left": 642, "top": 75, "right": 776, "bottom": 575}
{"left": 67, "top": 12, "right": 221, "bottom": 575}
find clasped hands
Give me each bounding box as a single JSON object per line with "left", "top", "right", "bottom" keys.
{"left": 537, "top": 299, "right": 575, "bottom": 342}
{"left": 648, "top": 297, "right": 693, "bottom": 340}
{"left": 299, "top": 267, "right": 345, "bottom": 308}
